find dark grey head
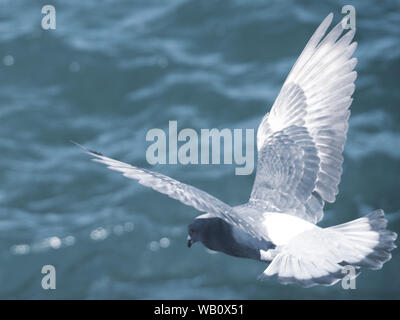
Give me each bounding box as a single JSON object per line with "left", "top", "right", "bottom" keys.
{"left": 187, "top": 213, "right": 272, "bottom": 261}
{"left": 187, "top": 214, "right": 230, "bottom": 251}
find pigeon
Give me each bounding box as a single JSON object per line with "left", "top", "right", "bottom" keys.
{"left": 76, "top": 13, "right": 397, "bottom": 287}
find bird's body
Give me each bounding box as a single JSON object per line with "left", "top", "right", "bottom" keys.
{"left": 78, "top": 13, "right": 397, "bottom": 287}
{"left": 195, "top": 209, "right": 317, "bottom": 262}
{"left": 189, "top": 213, "right": 271, "bottom": 261}
{"left": 225, "top": 205, "right": 318, "bottom": 260}
{"left": 192, "top": 208, "right": 395, "bottom": 286}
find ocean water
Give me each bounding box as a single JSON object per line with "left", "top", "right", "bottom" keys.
{"left": 0, "top": 0, "right": 399, "bottom": 299}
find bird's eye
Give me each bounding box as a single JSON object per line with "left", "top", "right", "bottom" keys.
{"left": 189, "top": 228, "right": 194, "bottom": 234}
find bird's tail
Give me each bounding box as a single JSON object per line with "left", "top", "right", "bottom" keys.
{"left": 258, "top": 210, "right": 397, "bottom": 287}
{"left": 327, "top": 209, "right": 397, "bottom": 269}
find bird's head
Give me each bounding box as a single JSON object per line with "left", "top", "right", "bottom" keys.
{"left": 187, "top": 219, "right": 202, "bottom": 248}
{"left": 187, "top": 214, "right": 226, "bottom": 249}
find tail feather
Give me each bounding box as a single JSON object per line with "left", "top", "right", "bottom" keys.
{"left": 259, "top": 210, "right": 397, "bottom": 287}
{"left": 329, "top": 209, "right": 397, "bottom": 269}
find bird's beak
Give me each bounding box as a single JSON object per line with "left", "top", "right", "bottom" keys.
{"left": 187, "top": 235, "right": 193, "bottom": 248}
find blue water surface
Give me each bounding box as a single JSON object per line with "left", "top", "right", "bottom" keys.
{"left": 0, "top": 0, "right": 399, "bottom": 299}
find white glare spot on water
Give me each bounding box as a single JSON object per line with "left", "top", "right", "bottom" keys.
{"left": 69, "top": 61, "right": 80, "bottom": 72}
{"left": 30, "top": 236, "right": 61, "bottom": 252}
{"left": 113, "top": 224, "right": 124, "bottom": 236}
{"left": 159, "top": 237, "right": 170, "bottom": 248}
{"left": 149, "top": 241, "right": 160, "bottom": 251}
{"left": 11, "top": 244, "right": 30, "bottom": 255}
{"left": 3, "top": 55, "right": 14, "bottom": 66}
{"left": 90, "top": 227, "right": 109, "bottom": 241}
{"left": 63, "top": 235, "right": 75, "bottom": 246}
{"left": 48, "top": 236, "right": 62, "bottom": 249}
{"left": 124, "top": 222, "right": 134, "bottom": 232}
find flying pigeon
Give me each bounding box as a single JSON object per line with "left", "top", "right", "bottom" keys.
{"left": 76, "top": 13, "right": 397, "bottom": 287}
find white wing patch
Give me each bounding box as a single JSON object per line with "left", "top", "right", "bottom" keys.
{"left": 262, "top": 212, "right": 317, "bottom": 246}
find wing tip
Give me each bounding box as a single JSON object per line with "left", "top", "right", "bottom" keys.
{"left": 317, "top": 12, "right": 334, "bottom": 35}
{"left": 323, "top": 12, "right": 334, "bottom": 28}
{"left": 71, "top": 140, "right": 103, "bottom": 157}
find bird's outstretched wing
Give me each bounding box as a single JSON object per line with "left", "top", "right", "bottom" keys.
{"left": 251, "top": 13, "right": 357, "bottom": 223}
{"left": 75, "top": 143, "right": 266, "bottom": 240}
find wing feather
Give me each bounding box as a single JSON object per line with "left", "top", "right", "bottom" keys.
{"left": 252, "top": 13, "right": 357, "bottom": 223}
{"left": 75, "top": 143, "right": 266, "bottom": 240}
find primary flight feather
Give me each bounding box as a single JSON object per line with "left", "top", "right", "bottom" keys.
{"left": 77, "top": 13, "right": 396, "bottom": 287}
